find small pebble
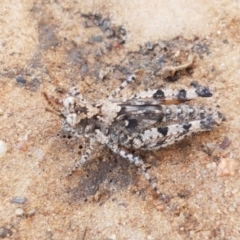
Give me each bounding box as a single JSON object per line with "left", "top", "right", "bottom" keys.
{"left": 15, "top": 208, "right": 24, "bottom": 217}
{"left": 0, "top": 140, "right": 7, "bottom": 158}
{"left": 26, "top": 209, "right": 36, "bottom": 217}
{"left": 11, "top": 197, "right": 27, "bottom": 204}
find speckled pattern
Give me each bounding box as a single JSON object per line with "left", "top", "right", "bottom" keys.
{"left": 0, "top": 1, "right": 240, "bottom": 239}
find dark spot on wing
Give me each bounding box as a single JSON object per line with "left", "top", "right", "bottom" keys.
{"left": 182, "top": 123, "right": 192, "bottom": 131}
{"left": 153, "top": 89, "right": 165, "bottom": 99}
{"left": 126, "top": 119, "right": 138, "bottom": 128}
{"left": 177, "top": 89, "right": 187, "bottom": 100}
{"left": 157, "top": 126, "right": 168, "bottom": 136}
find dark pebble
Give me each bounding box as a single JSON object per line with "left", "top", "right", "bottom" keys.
{"left": 16, "top": 76, "right": 26, "bottom": 85}
{"left": 11, "top": 197, "right": 27, "bottom": 204}
{"left": 219, "top": 136, "right": 231, "bottom": 149}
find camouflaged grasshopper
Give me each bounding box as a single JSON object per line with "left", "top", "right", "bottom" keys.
{"left": 44, "top": 74, "right": 225, "bottom": 202}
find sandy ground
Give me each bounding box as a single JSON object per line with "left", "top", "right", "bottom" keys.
{"left": 0, "top": 1, "right": 240, "bottom": 239}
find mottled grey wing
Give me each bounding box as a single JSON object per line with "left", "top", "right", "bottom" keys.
{"left": 117, "top": 104, "right": 165, "bottom": 132}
